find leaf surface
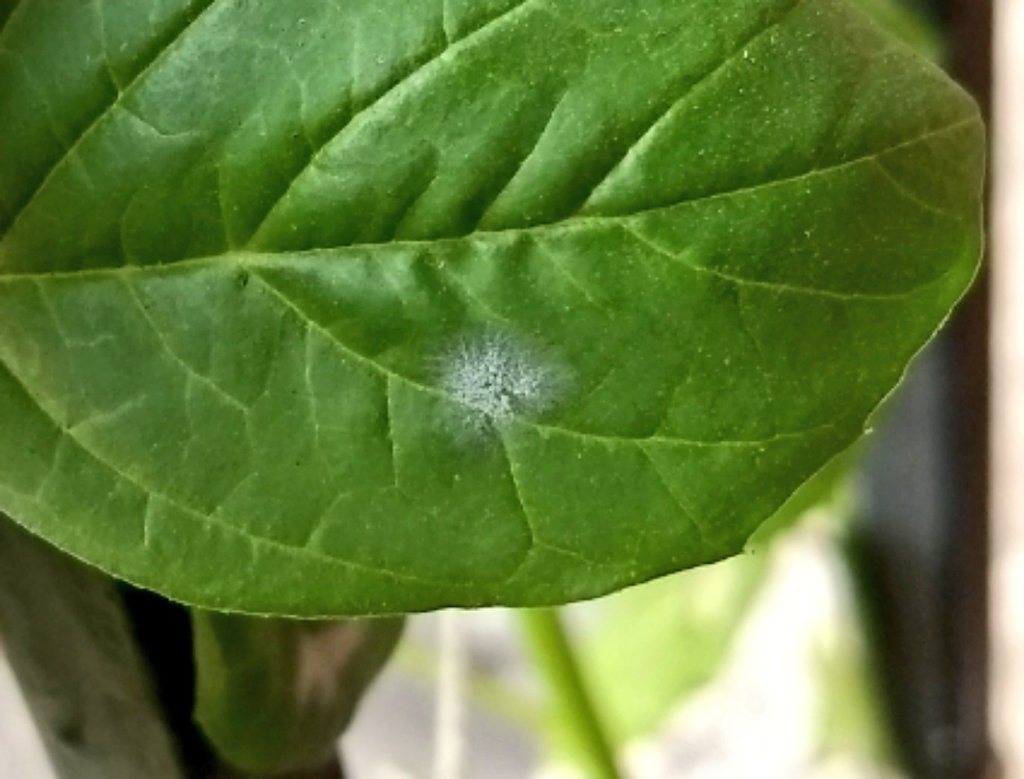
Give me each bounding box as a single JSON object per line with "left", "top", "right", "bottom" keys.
{"left": 0, "top": 0, "right": 983, "bottom": 615}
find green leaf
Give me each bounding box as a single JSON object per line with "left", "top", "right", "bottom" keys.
{"left": 579, "top": 558, "right": 771, "bottom": 748}
{"left": 0, "top": 0, "right": 983, "bottom": 615}
{"left": 853, "top": 0, "right": 943, "bottom": 60}
{"left": 192, "top": 611, "right": 402, "bottom": 775}
{"left": 0, "top": 517, "right": 186, "bottom": 779}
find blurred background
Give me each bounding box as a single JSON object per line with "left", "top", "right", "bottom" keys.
{"left": 0, "top": 0, "right": 1018, "bottom": 777}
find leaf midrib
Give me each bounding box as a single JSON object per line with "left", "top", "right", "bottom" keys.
{"left": 0, "top": 0, "right": 222, "bottom": 234}
{"left": 0, "top": 114, "right": 979, "bottom": 284}
{"left": 248, "top": 0, "right": 806, "bottom": 241}
{"left": 0, "top": 0, "right": 542, "bottom": 241}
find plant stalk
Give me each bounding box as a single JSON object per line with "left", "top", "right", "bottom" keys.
{"left": 518, "top": 608, "right": 622, "bottom": 779}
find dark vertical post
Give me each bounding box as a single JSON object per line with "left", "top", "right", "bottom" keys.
{"left": 856, "top": 3, "right": 994, "bottom": 779}
{"left": 944, "top": 1, "right": 993, "bottom": 777}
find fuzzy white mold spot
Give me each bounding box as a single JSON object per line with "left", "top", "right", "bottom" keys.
{"left": 440, "top": 332, "right": 564, "bottom": 429}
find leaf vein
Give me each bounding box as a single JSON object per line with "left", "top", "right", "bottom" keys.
{"left": 0, "top": 353, "right": 444, "bottom": 588}
{"left": 638, "top": 445, "right": 720, "bottom": 553}
{"left": 0, "top": 0, "right": 26, "bottom": 44}
{"left": 872, "top": 156, "right": 957, "bottom": 217}
{"left": 384, "top": 375, "right": 399, "bottom": 490}
{"left": 0, "top": 117, "right": 977, "bottom": 281}
{"left": 622, "top": 223, "right": 947, "bottom": 302}
{"left": 532, "top": 235, "right": 612, "bottom": 313}
{"left": 574, "top": 0, "right": 806, "bottom": 212}
{"left": 529, "top": 419, "right": 836, "bottom": 449}
{"left": 246, "top": 0, "right": 542, "bottom": 243}
{"left": 121, "top": 276, "right": 250, "bottom": 412}
{"left": 494, "top": 432, "right": 539, "bottom": 565}
{"left": 474, "top": 89, "right": 570, "bottom": 229}
{"left": 1, "top": 0, "right": 221, "bottom": 237}
{"left": 250, "top": 266, "right": 823, "bottom": 448}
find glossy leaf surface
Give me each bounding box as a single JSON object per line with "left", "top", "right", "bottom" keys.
{"left": 0, "top": 0, "right": 983, "bottom": 615}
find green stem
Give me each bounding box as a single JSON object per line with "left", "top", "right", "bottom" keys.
{"left": 517, "top": 608, "right": 622, "bottom": 779}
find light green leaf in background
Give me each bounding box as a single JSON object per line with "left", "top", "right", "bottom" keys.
{"left": 0, "top": 0, "right": 983, "bottom": 616}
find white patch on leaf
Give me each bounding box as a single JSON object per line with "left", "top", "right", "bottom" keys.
{"left": 439, "top": 332, "right": 566, "bottom": 431}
